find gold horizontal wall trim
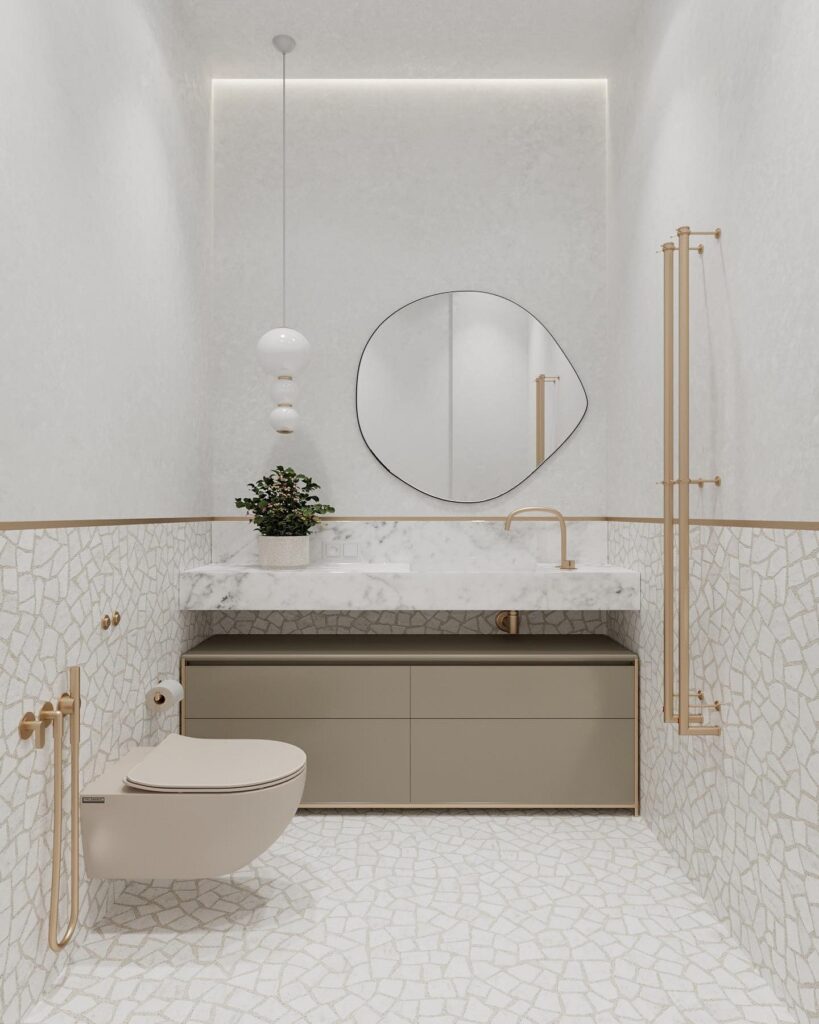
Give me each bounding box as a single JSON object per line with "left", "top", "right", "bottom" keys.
{"left": 0, "top": 516, "right": 216, "bottom": 531}
{"left": 1, "top": 514, "right": 818, "bottom": 533}
{"left": 604, "top": 515, "right": 819, "bottom": 530}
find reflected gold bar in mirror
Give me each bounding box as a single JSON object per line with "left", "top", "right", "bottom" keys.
{"left": 662, "top": 242, "right": 676, "bottom": 724}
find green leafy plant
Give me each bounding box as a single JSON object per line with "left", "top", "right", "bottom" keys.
{"left": 235, "top": 467, "right": 335, "bottom": 537}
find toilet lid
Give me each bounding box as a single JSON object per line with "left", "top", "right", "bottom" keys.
{"left": 124, "top": 734, "right": 306, "bottom": 794}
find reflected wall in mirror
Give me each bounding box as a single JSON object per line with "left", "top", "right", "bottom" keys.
{"left": 356, "top": 291, "right": 588, "bottom": 502}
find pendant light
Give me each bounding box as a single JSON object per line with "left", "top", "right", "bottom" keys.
{"left": 257, "top": 34, "right": 310, "bottom": 434}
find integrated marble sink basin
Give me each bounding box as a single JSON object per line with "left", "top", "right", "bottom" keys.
{"left": 179, "top": 560, "right": 639, "bottom": 612}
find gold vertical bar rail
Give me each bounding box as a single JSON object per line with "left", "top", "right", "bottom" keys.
{"left": 678, "top": 226, "right": 692, "bottom": 735}
{"left": 48, "top": 666, "right": 81, "bottom": 950}
{"left": 662, "top": 242, "right": 676, "bottom": 724}
{"left": 676, "top": 229, "right": 720, "bottom": 737}
{"left": 534, "top": 376, "right": 559, "bottom": 467}
{"left": 535, "top": 374, "right": 545, "bottom": 465}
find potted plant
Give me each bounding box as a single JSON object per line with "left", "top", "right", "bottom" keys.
{"left": 235, "top": 466, "right": 335, "bottom": 568}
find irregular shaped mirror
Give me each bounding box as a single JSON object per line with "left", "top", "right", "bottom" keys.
{"left": 356, "top": 291, "right": 588, "bottom": 502}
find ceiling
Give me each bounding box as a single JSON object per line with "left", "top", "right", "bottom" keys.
{"left": 183, "top": 0, "right": 645, "bottom": 79}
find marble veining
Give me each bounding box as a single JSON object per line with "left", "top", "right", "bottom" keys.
{"left": 180, "top": 561, "right": 640, "bottom": 612}
{"left": 211, "top": 519, "right": 609, "bottom": 570}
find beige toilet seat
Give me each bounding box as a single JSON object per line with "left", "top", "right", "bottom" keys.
{"left": 124, "top": 733, "right": 306, "bottom": 794}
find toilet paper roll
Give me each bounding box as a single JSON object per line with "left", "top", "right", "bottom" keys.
{"left": 147, "top": 678, "right": 184, "bottom": 710}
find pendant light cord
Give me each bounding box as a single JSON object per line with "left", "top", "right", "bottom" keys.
{"left": 281, "top": 50, "right": 287, "bottom": 324}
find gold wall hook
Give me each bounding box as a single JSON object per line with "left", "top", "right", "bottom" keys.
{"left": 111, "top": 610, "right": 121, "bottom": 626}
{"left": 100, "top": 614, "right": 111, "bottom": 630}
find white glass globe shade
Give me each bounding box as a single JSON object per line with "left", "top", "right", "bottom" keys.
{"left": 257, "top": 327, "right": 311, "bottom": 375}
{"left": 270, "top": 405, "right": 299, "bottom": 434}
{"left": 272, "top": 376, "right": 299, "bottom": 404}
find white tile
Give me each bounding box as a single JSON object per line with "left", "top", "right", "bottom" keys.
{"left": 24, "top": 812, "right": 795, "bottom": 1024}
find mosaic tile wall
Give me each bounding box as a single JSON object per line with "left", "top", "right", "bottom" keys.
{"left": 0, "top": 523, "right": 210, "bottom": 1024}
{"left": 607, "top": 522, "right": 819, "bottom": 1024}
{"left": 4, "top": 519, "right": 816, "bottom": 1024}
{"left": 204, "top": 609, "right": 608, "bottom": 635}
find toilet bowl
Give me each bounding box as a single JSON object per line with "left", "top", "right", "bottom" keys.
{"left": 81, "top": 734, "right": 306, "bottom": 879}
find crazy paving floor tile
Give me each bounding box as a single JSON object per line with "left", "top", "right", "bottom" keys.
{"left": 24, "top": 812, "right": 797, "bottom": 1024}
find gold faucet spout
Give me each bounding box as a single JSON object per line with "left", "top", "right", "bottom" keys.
{"left": 503, "top": 506, "right": 576, "bottom": 570}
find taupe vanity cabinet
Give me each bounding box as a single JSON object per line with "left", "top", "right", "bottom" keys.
{"left": 181, "top": 635, "right": 639, "bottom": 812}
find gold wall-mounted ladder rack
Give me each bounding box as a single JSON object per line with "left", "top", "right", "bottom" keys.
{"left": 661, "top": 227, "right": 722, "bottom": 737}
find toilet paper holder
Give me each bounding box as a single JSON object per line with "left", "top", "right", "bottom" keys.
{"left": 147, "top": 678, "right": 184, "bottom": 710}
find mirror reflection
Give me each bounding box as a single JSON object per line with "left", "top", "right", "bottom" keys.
{"left": 356, "top": 291, "right": 588, "bottom": 502}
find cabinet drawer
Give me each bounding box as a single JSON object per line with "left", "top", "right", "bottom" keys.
{"left": 411, "top": 719, "right": 635, "bottom": 805}
{"left": 184, "top": 664, "right": 409, "bottom": 718}
{"left": 411, "top": 665, "right": 634, "bottom": 719}
{"left": 185, "top": 717, "right": 410, "bottom": 804}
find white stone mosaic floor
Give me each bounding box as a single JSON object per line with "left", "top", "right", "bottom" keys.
{"left": 25, "top": 812, "right": 797, "bottom": 1024}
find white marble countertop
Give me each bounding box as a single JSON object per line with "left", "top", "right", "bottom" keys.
{"left": 179, "top": 561, "right": 640, "bottom": 612}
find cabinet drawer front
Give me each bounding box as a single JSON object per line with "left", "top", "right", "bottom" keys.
{"left": 185, "top": 718, "right": 410, "bottom": 804}
{"left": 411, "top": 665, "right": 634, "bottom": 719}
{"left": 185, "top": 664, "right": 409, "bottom": 718}
{"left": 411, "top": 719, "right": 635, "bottom": 805}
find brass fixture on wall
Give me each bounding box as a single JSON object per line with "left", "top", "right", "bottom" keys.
{"left": 534, "top": 375, "right": 560, "bottom": 466}
{"left": 18, "top": 666, "right": 82, "bottom": 949}
{"left": 503, "top": 506, "right": 576, "bottom": 570}
{"left": 660, "top": 227, "right": 722, "bottom": 737}
{"left": 495, "top": 610, "right": 520, "bottom": 635}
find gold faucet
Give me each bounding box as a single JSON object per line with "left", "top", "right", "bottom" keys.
{"left": 503, "top": 506, "right": 576, "bottom": 570}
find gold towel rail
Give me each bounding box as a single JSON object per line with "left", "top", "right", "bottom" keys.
{"left": 660, "top": 229, "right": 722, "bottom": 737}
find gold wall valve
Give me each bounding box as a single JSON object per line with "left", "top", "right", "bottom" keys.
{"left": 18, "top": 702, "right": 57, "bottom": 749}
{"left": 495, "top": 610, "right": 520, "bottom": 635}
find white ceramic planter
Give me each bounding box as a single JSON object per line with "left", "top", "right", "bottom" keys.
{"left": 258, "top": 535, "right": 310, "bottom": 569}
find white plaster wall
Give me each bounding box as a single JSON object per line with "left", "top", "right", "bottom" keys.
{"left": 607, "top": 0, "right": 819, "bottom": 521}
{"left": 0, "top": 0, "right": 212, "bottom": 521}
{"left": 211, "top": 80, "right": 607, "bottom": 515}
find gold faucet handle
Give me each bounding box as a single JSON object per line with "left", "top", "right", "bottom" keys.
{"left": 19, "top": 701, "right": 57, "bottom": 749}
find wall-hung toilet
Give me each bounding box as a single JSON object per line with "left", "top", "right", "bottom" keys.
{"left": 81, "top": 734, "right": 306, "bottom": 879}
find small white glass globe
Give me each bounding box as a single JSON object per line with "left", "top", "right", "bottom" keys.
{"left": 270, "top": 404, "right": 299, "bottom": 434}
{"left": 257, "top": 327, "right": 311, "bottom": 375}
{"left": 272, "top": 376, "right": 299, "bottom": 404}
